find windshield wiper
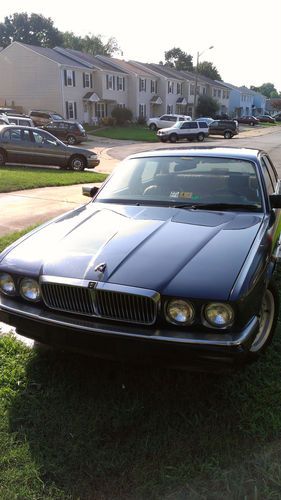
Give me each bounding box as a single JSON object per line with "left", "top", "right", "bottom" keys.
{"left": 174, "top": 202, "right": 260, "bottom": 211}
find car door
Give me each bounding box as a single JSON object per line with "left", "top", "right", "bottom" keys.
{"left": 0, "top": 127, "right": 36, "bottom": 164}
{"left": 30, "top": 129, "right": 67, "bottom": 166}
{"left": 209, "top": 120, "right": 219, "bottom": 135}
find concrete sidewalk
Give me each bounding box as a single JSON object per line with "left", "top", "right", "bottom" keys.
{"left": 1, "top": 144, "right": 119, "bottom": 236}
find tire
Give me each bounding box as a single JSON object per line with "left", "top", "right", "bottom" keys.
{"left": 250, "top": 122, "right": 255, "bottom": 126}
{"left": 66, "top": 135, "right": 77, "bottom": 145}
{"left": 160, "top": 138, "right": 167, "bottom": 143}
{"left": 149, "top": 123, "right": 157, "bottom": 131}
{"left": 0, "top": 149, "right": 6, "bottom": 166}
{"left": 169, "top": 134, "right": 178, "bottom": 143}
{"left": 224, "top": 131, "right": 232, "bottom": 139}
{"left": 69, "top": 155, "right": 86, "bottom": 171}
{"left": 247, "top": 281, "right": 279, "bottom": 361}
{"left": 197, "top": 133, "right": 205, "bottom": 142}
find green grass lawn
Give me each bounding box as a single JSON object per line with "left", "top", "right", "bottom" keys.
{"left": 1, "top": 229, "right": 281, "bottom": 499}
{"left": 0, "top": 166, "right": 107, "bottom": 193}
{"left": 89, "top": 125, "right": 158, "bottom": 142}
{"left": 1, "top": 329, "right": 281, "bottom": 499}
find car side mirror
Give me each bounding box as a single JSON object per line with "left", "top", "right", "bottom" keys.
{"left": 269, "top": 194, "right": 281, "bottom": 208}
{"left": 82, "top": 185, "right": 99, "bottom": 198}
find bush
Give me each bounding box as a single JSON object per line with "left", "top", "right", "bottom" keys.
{"left": 100, "top": 116, "right": 116, "bottom": 126}
{"left": 111, "top": 106, "right": 133, "bottom": 125}
{"left": 136, "top": 116, "right": 147, "bottom": 125}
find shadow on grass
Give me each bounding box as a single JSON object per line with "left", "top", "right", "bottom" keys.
{"left": 6, "top": 323, "right": 281, "bottom": 499}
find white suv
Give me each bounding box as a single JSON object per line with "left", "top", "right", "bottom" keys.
{"left": 147, "top": 114, "right": 191, "bottom": 131}
{"left": 157, "top": 120, "right": 209, "bottom": 143}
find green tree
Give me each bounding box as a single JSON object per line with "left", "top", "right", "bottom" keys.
{"left": 196, "top": 95, "right": 219, "bottom": 117}
{"left": 250, "top": 82, "right": 279, "bottom": 98}
{"left": 0, "top": 12, "right": 63, "bottom": 48}
{"left": 62, "top": 32, "right": 120, "bottom": 56}
{"left": 163, "top": 47, "right": 193, "bottom": 71}
{"left": 197, "top": 61, "right": 222, "bottom": 80}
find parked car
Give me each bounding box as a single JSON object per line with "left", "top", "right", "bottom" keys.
{"left": 147, "top": 114, "right": 191, "bottom": 131}
{"left": 28, "top": 110, "right": 64, "bottom": 126}
{"left": 236, "top": 116, "right": 260, "bottom": 126}
{"left": 6, "top": 115, "right": 34, "bottom": 127}
{"left": 273, "top": 112, "right": 281, "bottom": 122}
{"left": 208, "top": 120, "right": 239, "bottom": 139}
{"left": 41, "top": 120, "right": 87, "bottom": 144}
{"left": 157, "top": 121, "right": 209, "bottom": 142}
{"left": 1, "top": 147, "right": 280, "bottom": 371}
{"left": 0, "top": 125, "right": 99, "bottom": 171}
{"left": 256, "top": 115, "right": 276, "bottom": 123}
{"left": 195, "top": 117, "right": 214, "bottom": 125}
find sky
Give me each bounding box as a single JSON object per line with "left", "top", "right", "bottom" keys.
{"left": 1, "top": 0, "right": 281, "bottom": 92}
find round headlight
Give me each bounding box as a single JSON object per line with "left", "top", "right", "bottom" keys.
{"left": 204, "top": 303, "right": 234, "bottom": 328}
{"left": 166, "top": 299, "right": 195, "bottom": 325}
{"left": 20, "top": 278, "right": 41, "bottom": 302}
{"left": 0, "top": 273, "right": 16, "bottom": 295}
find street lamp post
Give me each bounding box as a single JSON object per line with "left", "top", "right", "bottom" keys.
{"left": 193, "top": 45, "right": 214, "bottom": 119}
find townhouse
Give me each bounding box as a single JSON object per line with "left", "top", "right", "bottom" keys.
{"left": 0, "top": 41, "right": 266, "bottom": 123}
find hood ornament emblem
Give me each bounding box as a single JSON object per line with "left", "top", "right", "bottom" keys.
{"left": 94, "top": 262, "right": 107, "bottom": 273}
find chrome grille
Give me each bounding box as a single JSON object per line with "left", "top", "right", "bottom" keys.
{"left": 41, "top": 281, "right": 158, "bottom": 325}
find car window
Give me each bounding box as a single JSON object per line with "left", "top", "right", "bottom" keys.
{"left": 199, "top": 122, "right": 208, "bottom": 128}
{"left": 179, "top": 117, "right": 184, "bottom": 121}
{"left": 210, "top": 121, "right": 218, "bottom": 126}
{"left": 32, "top": 130, "right": 58, "bottom": 146}
{"left": 160, "top": 115, "right": 169, "bottom": 120}
{"left": 262, "top": 155, "right": 278, "bottom": 188}
{"left": 96, "top": 156, "right": 262, "bottom": 209}
{"left": 261, "top": 158, "right": 274, "bottom": 194}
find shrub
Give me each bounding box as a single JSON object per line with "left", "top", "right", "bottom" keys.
{"left": 136, "top": 116, "right": 147, "bottom": 125}
{"left": 111, "top": 106, "right": 133, "bottom": 125}
{"left": 100, "top": 116, "right": 116, "bottom": 126}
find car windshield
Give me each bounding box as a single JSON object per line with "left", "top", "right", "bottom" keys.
{"left": 96, "top": 156, "right": 263, "bottom": 211}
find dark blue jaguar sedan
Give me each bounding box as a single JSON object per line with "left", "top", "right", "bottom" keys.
{"left": 1, "top": 147, "right": 281, "bottom": 370}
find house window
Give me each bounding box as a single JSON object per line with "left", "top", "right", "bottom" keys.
{"left": 116, "top": 76, "right": 125, "bottom": 91}
{"left": 202, "top": 87, "right": 206, "bottom": 95}
{"left": 64, "top": 70, "right": 76, "bottom": 87}
{"left": 167, "top": 105, "right": 173, "bottom": 114}
{"left": 139, "top": 104, "right": 146, "bottom": 117}
{"left": 213, "top": 89, "right": 217, "bottom": 97}
{"left": 218, "top": 89, "right": 221, "bottom": 98}
{"left": 151, "top": 80, "right": 158, "bottom": 93}
{"left": 83, "top": 73, "right": 91, "bottom": 88}
{"left": 190, "top": 85, "right": 195, "bottom": 95}
{"left": 139, "top": 79, "right": 146, "bottom": 92}
{"left": 106, "top": 75, "right": 115, "bottom": 90}
{"left": 168, "top": 81, "right": 174, "bottom": 94}
{"left": 66, "top": 101, "right": 77, "bottom": 120}
{"left": 176, "top": 83, "right": 182, "bottom": 94}
{"left": 95, "top": 102, "right": 107, "bottom": 118}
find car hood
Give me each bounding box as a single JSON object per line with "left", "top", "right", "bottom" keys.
{"left": 1, "top": 203, "right": 263, "bottom": 300}
{"left": 157, "top": 126, "right": 176, "bottom": 133}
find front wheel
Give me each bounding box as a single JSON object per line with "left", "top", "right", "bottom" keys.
{"left": 66, "top": 135, "right": 77, "bottom": 145}
{"left": 69, "top": 155, "right": 86, "bottom": 171}
{"left": 197, "top": 133, "right": 205, "bottom": 142}
{"left": 247, "top": 281, "right": 279, "bottom": 361}
{"left": 169, "top": 134, "right": 178, "bottom": 143}
{"left": 149, "top": 123, "right": 157, "bottom": 131}
{"left": 224, "top": 131, "right": 232, "bottom": 139}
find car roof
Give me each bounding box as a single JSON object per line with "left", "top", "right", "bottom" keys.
{"left": 127, "top": 147, "right": 263, "bottom": 162}
{"left": 0, "top": 124, "right": 50, "bottom": 132}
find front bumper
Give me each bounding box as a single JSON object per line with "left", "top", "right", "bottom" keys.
{"left": 0, "top": 296, "right": 259, "bottom": 369}
{"left": 87, "top": 158, "right": 100, "bottom": 168}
